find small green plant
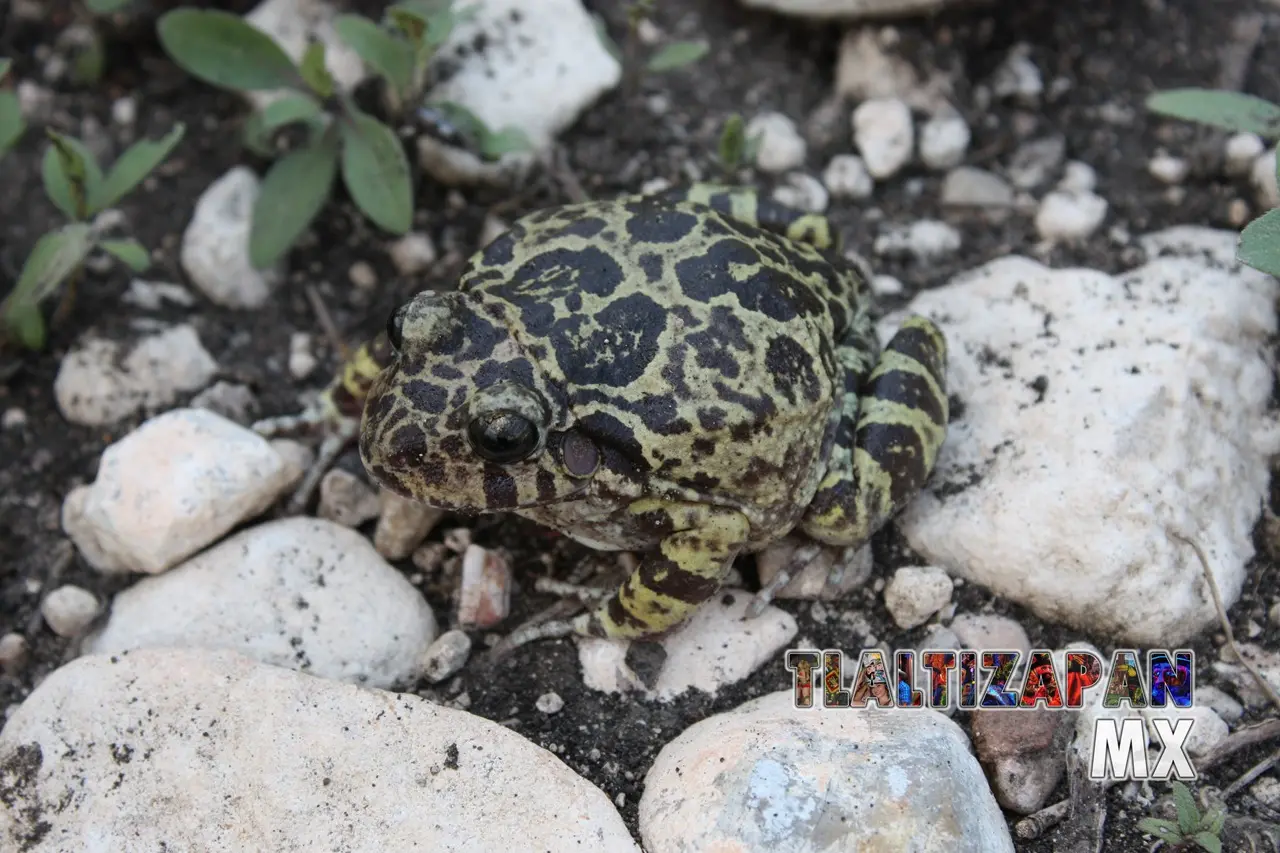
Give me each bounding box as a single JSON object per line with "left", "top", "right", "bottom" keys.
{"left": 1136, "top": 780, "right": 1225, "bottom": 853}
{"left": 83, "top": 0, "right": 137, "bottom": 13}
{"left": 158, "top": 7, "right": 424, "bottom": 269}
{"left": 595, "top": 1, "right": 709, "bottom": 94}
{"left": 716, "top": 112, "right": 763, "bottom": 175}
{"left": 0, "top": 59, "right": 24, "bottom": 159}
{"left": 0, "top": 124, "right": 185, "bottom": 349}
{"left": 1146, "top": 87, "right": 1280, "bottom": 278}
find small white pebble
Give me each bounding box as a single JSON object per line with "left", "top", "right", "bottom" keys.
{"left": 110, "top": 96, "right": 136, "bottom": 127}
{"left": 1251, "top": 148, "right": 1279, "bottom": 209}
{"left": 1148, "top": 152, "right": 1188, "bottom": 184}
{"left": 422, "top": 629, "right": 473, "bottom": 683}
{"left": 0, "top": 633, "right": 28, "bottom": 675}
{"left": 1225, "top": 132, "right": 1265, "bottom": 177}
{"left": 870, "top": 274, "right": 904, "bottom": 296}
{"left": 389, "top": 233, "right": 437, "bottom": 275}
{"left": 874, "top": 220, "right": 961, "bottom": 262}
{"left": 772, "top": 172, "right": 829, "bottom": 213}
{"left": 1035, "top": 190, "right": 1108, "bottom": 242}
{"left": 348, "top": 261, "right": 377, "bottom": 290}
{"left": 1058, "top": 161, "right": 1097, "bottom": 193}
{"left": 1, "top": 407, "right": 27, "bottom": 429}
{"left": 288, "top": 332, "right": 317, "bottom": 381}
{"left": 1228, "top": 198, "right": 1251, "bottom": 228}
{"left": 918, "top": 113, "right": 970, "bottom": 170}
{"left": 852, "top": 98, "right": 914, "bottom": 179}
{"left": 746, "top": 111, "right": 807, "bottom": 173}
{"left": 640, "top": 177, "right": 673, "bottom": 196}
{"left": 536, "top": 691, "right": 565, "bottom": 714}
{"left": 40, "top": 585, "right": 99, "bottom": 638}
{"left": 822, "top": 154, "right": 874, "bottom": 199}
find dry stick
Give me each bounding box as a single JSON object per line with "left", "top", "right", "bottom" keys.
{"left": 1224, "top": 745, "right": 1280, "bottom": 800}
{"left": 305, "top": 284, "right": 350, "bottom": 363}
{"left": 1215, "top": 13, "right": 1264, "bottom": 92}
{"left": 1015, "top": 799, "right": 1071, "bottom": 840}
{"left": 1202, "top": 719, "right": 1280, "bottom": 771}
{"left": 1169, "top": 530, "right": 1280, "bottom": 715}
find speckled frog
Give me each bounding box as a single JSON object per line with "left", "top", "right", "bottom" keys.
{"left": 256, "top": 184, "right": 948, "bottom": 648}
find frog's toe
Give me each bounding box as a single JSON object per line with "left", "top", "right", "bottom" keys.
{"left": 278, "top": 415, "right": 361, "bottom": 515}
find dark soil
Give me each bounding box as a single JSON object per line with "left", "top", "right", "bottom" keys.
{"left": 2, "top": 0, "right": 1280, "bottom": 850}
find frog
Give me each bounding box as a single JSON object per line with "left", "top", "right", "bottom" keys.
{"left": 254, "top": 184, "right": 949, "bottom": 650}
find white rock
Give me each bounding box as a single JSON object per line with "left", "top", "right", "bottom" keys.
{"left": 889, "top": 228, "right": 1280, "bottom": 644}
{"left": 416, "top": 0, "right": 621, "bottom": 186}
{"left": 874, "top": 219, "right": 961, "bottom": 262}
{"left": 456, "top": 545, "right": 511, "bottom": 628}
{"left": 853, "top": 97, "right": 914, "bottom": 179}
{"left": 62, "top": 408, "right": 295, "bottom": 574}
{"left": 949, "top": 614, "right": 1030, "bottom": 657}
{"left": 871, "top": 274, "right": 904, "bottom": 296}
{"left": 1148, "top": 153, "right": 1189, "bottom": 184}
{"left": 122, "top": 279, "right": 197, "bottom": 310}
{"left": 883, "top": 566, "right": 952, "bottom": 629}
{"left": 822, "top": 154, "right": 874, "bottom": 199}
{"left": 990, "top": 44, "right": 1043, "bottom": 103}
{"left": 747, "top": 111, "right": 807, "bottom": 173}
{"left": 579, "top": 589, "right": 797, "bottom": 702}
{"left": 640, "top": 690, "right": 1014, "bottom": 852}
{"left": 40, "top": 585, "right": 99, "bottom": 638}
{"left": 1035, "top": 190, "right": 1107, "bottom": 242}
{"left": 834, "top": 28, "right": 918, "bottom": 102}
{"left": 772, "top": 172, "right": 829, "bottom": 212}
{"left": 85, "top": 518, "right": 436, "bottom": 687}
{"left": 421, "top": 629, "right": 472, "bottom": 683}
{"left": 1195, "top": 685, "right": 1244, "bottom": 723}
{"left": 1058, "top": 160, "right": 1097, "bottom": 193}
{"left": 1253, "top": 778, "right": 1280, "bottom": 810}
{"left": 288, "top": 331, "right": 317, "bottom": 380}
{"left": 1, "top": 407, "right": 27, "bottom": 429}
{"left": 919, "top": 112, "right": 971, "bottom": 170}
{"left": 737, "top": 0, "right": 963, "bottom": 19}
{"left": 53, "top": 325, "right": 217, "bottom": 427}
{"left": 536, "top": 692, "right": 565, "bottom": 714}
{"left": 1252, "top": 147, "right": 1279, "bottom": 209}
{"left": 389, "top": 232, "right": 437, "bottom": 275}
{"left": 348, "top": 260, "right": 377, "bottom": 289}
{"left": 0, "top": 633, "right": 27, "bottom": 675}
{"left": 0, "top": 648, "right": 639, "bottom": 851}
{"left": 942, "top": 166, "right": 1014, "bottom": 207}
{"left": 180, "top": 167, "right": 283, "bottom": 308}
{"left": 1225, "top": 132, "right": 1265, "bottom": 177}
{"left": 1140, "top": 705, "right": 1227, "bottom": 759}
{"left": 244, "top": 0, "right": 367, "bottom": 111}
{"left": 317, "top": 469, "right": 381, "bottom": 528}
{"left": 374, "top": 490, "right": 444, "bottom": 559}
{"left": 110, "top": 96, "right": 136, "bottom": 127}
{"left": 755, "top": 538, "right": 872, "bottom": 601}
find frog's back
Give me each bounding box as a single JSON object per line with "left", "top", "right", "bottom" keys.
{"left": 456, "top": 195, "right": 861, "bottom": 532}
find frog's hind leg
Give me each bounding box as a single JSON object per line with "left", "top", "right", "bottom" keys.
{"left": 798, "top": 315, "right": 949, "bottom": 556}
{"left": 253, "top": 334, "right": 394, "bottom": 513}
{"left": 646, "top": 183, "right": 840, "bottom": 251}
{"left": 497, "top": 500, "right": 752, "bottom": 653}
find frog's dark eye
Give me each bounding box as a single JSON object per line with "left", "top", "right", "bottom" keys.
{"left": 386, "top": 304, "right": 407, "bottom": 354}
{"left": 468, "top": 412, "right": 541, "bottom": 464}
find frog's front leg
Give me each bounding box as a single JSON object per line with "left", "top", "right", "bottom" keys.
{"left": 252, "top": 334, "right": 394, "bottom": 513}
{"left": 502, "top": 500, "right": 752, "bottom": 649}
{"left": 648, "top": 183, "right": 840, "bottom": 251}
{"left": 800, "top": 314, "right": 949, "bottom": 549}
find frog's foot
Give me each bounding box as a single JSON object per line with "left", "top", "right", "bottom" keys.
{"left": 533, "top": 578, "right": 615, "bottom": 604}
{"left": 253, "top": 406, "right": 360, "bottom": 515}
{"left": 747, "top": 541, "right": 824, "bottom": 618}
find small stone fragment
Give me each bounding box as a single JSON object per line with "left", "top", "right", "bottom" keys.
{"left": 1193, "top": 685, "right": 1243, "bottom": 724}
{"left": 2, "top": 408, "right": 27, "bottom": 429}
{"left": 771, "top": 172, "right": 829, "bottom": 212}
{"left": 942, "top": 166, "right": 1014, "bottom": 207}
{"left": 373, "top": 490, "right": 444, "bottom": 560}
{"left": 180, "top": 167, "right": 282, "bottom": 309}
{"left": 421, "top": 629, "right": 473, "bottom": 683}
{"left": 457, "top": 545, "right": 512, "bottom": 629}
{"left": 1007, "top": 136, "right": 1066, "bottom": 190}
{"left": 883, "top": 566, "right": 952, "bottom": 629}
{"left": 1225, "top": 132, "right": 1265, "bottom": 177}
{"left": 853, "top": 97, "right": 914, "bottom": 179}
{"left": 991, "top": 44, "right": 1043, "bottom": 103}
{"left": 919, "top": 113, "right": 970, "bottom": 170}
{"left": 41, "top": 585, "right": 99, "bottom": 638}
{"left": 1058, "top": 160, "right": 1097, "bottom": 193}
{"left": 834, "top": 28, "right": 918, "bottom": 102}
{"left": 0, "top": 633, "right": 29, "bottom": 676}
{"left": 389, "top": 232, "right": 437, "bottom": 275}
{"left": 874, "top": 220, "right": 961, "bottom": 262}
{"left": 317, "top": 470, "right": 381, "bottom": 528}
{"left": 1148, "top": 152, "right": 1188, "bottom": 184}
{"left": 746, "top": 111, "right": 807, "bottom": 173}
{"left": 536, "top": 692, "right": 565, "bottom": 714}
{"left": 288, "top": 332, "right": 317, "bottom": 380}
{"left": 822, "top": 154, "right": 874, "bottom": 199}
{"left": 1252, "top": 148, "right": 1279, "bottom": 209}
{"left": 1035, "top": 190, "right": 1107, "bottom": 242}
{"left": 348, "top": 261, "right": 377, "bottom": 290}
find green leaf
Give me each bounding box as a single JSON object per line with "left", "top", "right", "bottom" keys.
{"left": 1203, "top": 806, "right": 1226, "bottom": 836}
{"left": 1193, "top": 831, "right": 1223, "bottom": 853}
{"left": 1239, "top": 208, "right": 1280, "bottom": 277}
{"left": 69, "top": 29, "right": 106, "bottom": 86}
{"left": 158, "top": 9, "right": 300, "bottom": 92}
{"left": 718, "top": 113, "right": 746, "bottom": 170}
{"left": 243, "top": 94, "right": 325, "bottom": 156}
{"left": 334, "top": 14, "right": 414, "bottom": 97}
{"left": 4, "top": 303, "right": 46, "bottom": 350}
{"left": 1171, "top": 782, "right": 1200, "bottom": 834}
{"left": 1137, "top": 817, "right": 1183, "bottom": 841}
{"left": 99, "top": 238, "right": 151, "bottom": 271}
{"left": 85, "top": 0, "right": 135, "bottom": 13}
{"left": 42, "top": 132, "right": 103, "bottom": 220}
{"left": 0, "top": 91, "right": 25, "bottom": 155}
{"left": 339, "top": 111, "right": 412, "bottom": 234}
{"left": 299, "top": 41, "right": 334, "bottom": 98}
{"left": 249, "top": 134, "right": 339, "bottom": 268}
{"left": 7, "top": 224, "right": 94, "bottom": 313}
{"left": 646, "top": 40, "right": 709, "bottom": 73}
{"left": 93, "top": 123, "right": 185, "bottom": 213}
{"left": 1146, "top": 89, "right": 1280, "bottom": 139}
{"left": 0, "top": 58, "right": 11, "bottom": 81}
{"left": 391, "top": 1, "right": 461, "bottom": 49}
{"left": 479, "top": 126, "right": 533, "bottom": 160}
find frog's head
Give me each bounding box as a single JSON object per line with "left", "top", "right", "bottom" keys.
{"left": 359, "top": 289, "right": 601, "bottom": 512}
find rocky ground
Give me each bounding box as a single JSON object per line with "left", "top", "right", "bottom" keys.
{"left": 3, "top": 0, "right": 1280, "bottom": 850}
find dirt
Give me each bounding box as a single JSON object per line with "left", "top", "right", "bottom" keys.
{"left": 2, "top": 0, "right": 1280, "bottom": 850}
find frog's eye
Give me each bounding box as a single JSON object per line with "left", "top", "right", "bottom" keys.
{"left": 386, "top": 303, "right": 408, "bottom": 353}
{"left": 467, "top": 412, "right": 541, "bottom": 464}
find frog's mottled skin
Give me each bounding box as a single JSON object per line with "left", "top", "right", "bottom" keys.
{"left": 271, "top": 185, "right": 948, "bottom": 643}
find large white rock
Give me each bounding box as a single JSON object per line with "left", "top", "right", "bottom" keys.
{"left": 180, "top": 167, "right": 283, "bottom": 308}
{"left": 0, "top": 649, "right": 639, "bottom": 852}
{"left": 889, "top": 227, "right": 1280, "bottom": 645}
{"left": 738, "top": 0, "right": 969, "bottom": 19}
{"left": 53, "top": 324, "right": 217, "bottom": 426}
{"left": 85, "top": 517, "right": 437, "bottom": 688}
{"left": 62, "top": 408, "right": 295, "bottom": 574}
{"left": 245, "top": 0, "right": 367, "bottom": 110}
{"left": 640, "top": 690, "right": 1014, "bottom": 852}
{"left": 416, "top": 0, "right": 621, "bottom": 186}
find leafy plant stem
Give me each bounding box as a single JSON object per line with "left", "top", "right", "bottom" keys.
{"left": 48, "top": 264, "right": 83, "bottom": 331}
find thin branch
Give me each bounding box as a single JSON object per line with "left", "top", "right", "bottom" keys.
{"left": 1224, "top": 745, "right": 1280, "bottom": 800}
